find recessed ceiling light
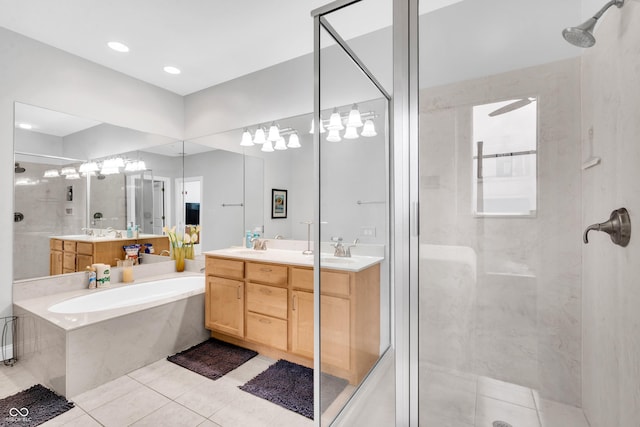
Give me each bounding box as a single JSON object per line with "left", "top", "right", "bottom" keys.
{"left": 18, "top": 123, "right": 32, "bottom": 130}
{"left": 163, "top": 66, "right": 181, "bottom": 75}
{"left": 107, "top": 41, "right": 130, "bottom": 53}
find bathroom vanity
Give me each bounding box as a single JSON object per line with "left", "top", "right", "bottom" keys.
{"left": 204, "top": 248, "right": 382, "bottom": 384}
{"left": 49, "top": 235, "right": 170, "bottom": 275}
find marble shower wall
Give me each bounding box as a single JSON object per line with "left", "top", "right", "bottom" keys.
{"left": 14, "top": 161, "right": 87, "bottom": 280}
{"left": 419, "top": 58, "right": 582, "bottom": 406}
{"left": 580, "top": 2, "right": 640, "bottom": 426}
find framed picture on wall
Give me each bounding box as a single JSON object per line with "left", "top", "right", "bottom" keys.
{"left": 271, "top": 189, "right": 287, "bottom": 219}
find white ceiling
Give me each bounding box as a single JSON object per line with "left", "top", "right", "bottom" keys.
{"left": 0, "top": 0, "right": 463, "bottom": 96}
{"left": 15, "top": 103, "right": 101, "bottom": 136}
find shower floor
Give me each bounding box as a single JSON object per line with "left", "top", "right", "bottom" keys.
{"left": 420, "top": 364, "right": 590, "bottom": 427}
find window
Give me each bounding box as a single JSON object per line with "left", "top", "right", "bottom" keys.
{"left": 472, "top": 98, "right": 537, "bottom": 216}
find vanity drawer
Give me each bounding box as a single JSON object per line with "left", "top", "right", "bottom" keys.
{"left": 321, "top": 271, "right": 350, "bottom": 297}
{"left": 246, "top": 262, "right": 288, "bottom": 286}
{"left": 76, "top": 242, "right": 94, "bottom": 255}
{"left": 206, "top": 256, "right": 244, "bottom": 280}
{"left": 246, "top": 312, "right": 287, "bottom": 351}
{"left": 246, "top": 283, "right": 287, "bottom": 319}
{"left": 63, "top": 252, "right": 76, "bottom": 270}
{"left": 291, "top": 267, "right": 313, "bottom": 291}
{"left": 63, "top": 241, "right": 76, "bottom": 252}
{"left": 50, "top": 239, "right": 63, "bottom": 251}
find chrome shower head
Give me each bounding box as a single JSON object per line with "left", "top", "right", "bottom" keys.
{"left": 562, "top": 0, "right": 624, "bottom": 48}
{"left": 14, "top": 162, "right": 25, "bottom": 173}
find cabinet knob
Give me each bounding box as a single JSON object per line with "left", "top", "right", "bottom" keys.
{"left": 292, "top": 294, "right": 297, "bottom": 311}
{"left": 236, "top": 284, "right": 242, "bottom": 299}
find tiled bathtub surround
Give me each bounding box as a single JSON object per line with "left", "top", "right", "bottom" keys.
{"left": 419, "top": 58, "right": 582, "bottom": 405}
{"left": 13, "top": 270, "right": 209, "bottom": 397}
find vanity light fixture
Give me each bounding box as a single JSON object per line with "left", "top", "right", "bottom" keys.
{"left": 253, "top": 127, "right": 266, "bottom": 144}
{"left": 327, "top": 108, "right": 344, "bottom": 130}
{"left": 287, "top": 133, "right": 301, "bottom": 148}
{"left": 107, "top": 41, "right": 130, "bottom": 53}
{"left": 65, "top": 172, "right": 81, "bottom": 180}
{"left": 361, "top": 119, "right": 377, "bottom": 137}
{"left": 261, "top": 140, "right": 275, "bottom": 152}
{"left": 343, "top": 126, "right": 359, "bottom": 140}
{"left": 60, "top": 167, "right": 77, "bottom": 176}
{"left": 267, "top": 123, "right": 281, "bottom": 142}
{"left": 124, "top": 160, "right": 146, "bottom": 172}
{"left": 309, "top": 118, "right": 326, "bottom": 134}
{"left": 17, "top": 123, "right": 33, "bottom": 130}
{"left": 163, "top": 66, "right": 181, "bottom": 75}
{"left": 326, "top": 129, "right": 342, "bottom": 142}
{"left": 78, "top": 161, "right": 99, "bottom": 174}
{"left": 43, "top": 169, "right": 60, "bottom": 178}
{"left": 346, "top": 104, "right": 364, "bottom": 128}
{"left": 240, "top": 129, "right": 254, "bottom": 147}
{"left": 274, "top": 137, "right": 287, "bottom": 150}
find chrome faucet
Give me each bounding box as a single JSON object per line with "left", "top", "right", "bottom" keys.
{"left": 251, "top": 237, "right": 267, "bottom": 251}
{"left": 81, "top": 227, "right": 94, "bottom": 236}
{"left": 274, "top": 234, "right": 285, "bottom": 240}
{"left": 346, "top": 238, "right": 359, "bottom": 257}
{"left": 331, "top": 237, "right": 347, "bottom": 257}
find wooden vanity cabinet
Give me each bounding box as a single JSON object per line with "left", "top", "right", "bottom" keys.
{"left": 49, "top": 236, "right": 170, "bottom": 275}
{"left": 205, "top": 254, "right": 381, "bottom": 384}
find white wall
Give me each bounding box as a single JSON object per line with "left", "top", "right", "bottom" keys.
{"left": 1, "top": 26, "right": 183, "bottom": 320}
{"left": 580, "top": 1, "right": 640, "bottom": 426}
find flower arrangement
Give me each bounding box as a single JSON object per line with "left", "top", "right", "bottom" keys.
{"left": 163, "top": 225, "right": 201, "bottom": 272}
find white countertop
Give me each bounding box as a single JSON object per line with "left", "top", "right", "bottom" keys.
{"left": 51, "top": 233, "right": 167, "bottom": 242}
{"left": 205, "top": 247, "right": 383, "bottom": 272}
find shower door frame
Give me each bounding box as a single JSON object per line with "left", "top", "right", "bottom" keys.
{"left": 312, "top": 0, "right": 420, "bottom": 425}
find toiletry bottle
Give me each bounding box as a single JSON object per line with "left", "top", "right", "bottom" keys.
{"left": 86, "top": 266, "right": 97, "bottom": 289}
{"left": 133, "top": 224, "right": 139, "bottom": 239}
{"left": 126, "top": 222, "right": 133, "bottom": 238}
{"left": 245, "top": 230, "right": 252, "bottom": 248}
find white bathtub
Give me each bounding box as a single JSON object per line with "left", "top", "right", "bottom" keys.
{"left": 14, "top": 274, "right": 210, "bottom": 397}
{"left": 49, "top": 276, "right": 204, "bottom": 314}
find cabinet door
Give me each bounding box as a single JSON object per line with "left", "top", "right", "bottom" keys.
{"left": 50, "top": 251, "right": 63, "bottom": 276}
{"left": 291, "top": 290, "right": 314, "bottom": 358}
{"left": 76, "top": 254, "right": 94, "bottom": 271}
{"left": 321, "top": 295, "right": 350, "bottom": 371}
{"left": 206, "top": 276, "right": 244, "bottom": 338}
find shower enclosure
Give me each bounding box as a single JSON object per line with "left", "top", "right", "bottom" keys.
{"left": 416, "top": 0, "right": 638, "bottom": 426}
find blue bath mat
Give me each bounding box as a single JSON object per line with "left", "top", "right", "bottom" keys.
{"left": 0, "top": 384, "right": 74, "bottom": 427}
{"left": 167, "top": 338, "right": 258, "bottom": 380}
{"left": 239, "top": 359, "right": 348, "bottom": 419}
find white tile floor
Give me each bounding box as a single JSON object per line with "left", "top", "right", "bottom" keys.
{"left": 420, "top": 364, "right": 591, "bottom": 427}
{"left": 1, "top": 358, "right": 592, "bottom": 427}
{"left": 0, "top": 355, "right": 314, "bottom": 427}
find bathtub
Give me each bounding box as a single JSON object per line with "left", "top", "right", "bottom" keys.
{"left": 49, "top": 276, "right": 204, "bottom": 314}
{"left": 13, "top": 274, "right": 210, "bottom": 397}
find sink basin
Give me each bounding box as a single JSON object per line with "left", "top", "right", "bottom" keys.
{"left": 321, "top": 257, "right": 356, "bottom": 264}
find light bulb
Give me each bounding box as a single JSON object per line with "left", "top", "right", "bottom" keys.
{"left": 261, "top": 140, "right": 274, "bottom": 152}
{"left": 79, "top": 161, "right": 99, "bottom": 173}
{"left": 346, "top": 104, "right": 363, "bottom": 128}
{"left": 43, "top": 169, "right": 60, "bottom": 178}
{"left": 125, "top": 162, "right": 138, "bottom": 172}
{"left": 254, "top": 127, "right": 266, "bottom": 144}
{"left": 327, "top": 109, "right": 344, "bottom": 130}
{"left": 287, "top": 133, "right": 301, "bottom": 148}
{"left": 268, "top": 123, "right": 280, "bottom": 142}
{"left": 137, "top": 160, "right": 146, "bottom": 171}
{"left": 309, "top": 118, "right": 326, "bottom": 134}
{"left": 343, "top": 126, "right": 359, "bottom": 139}
{"left": 361, "top": 119, "right": 377, "bottom": 137}
{"left": 274, "top": 137, "right": 287, "bottom": 150}
{"left": 240, "top": 129, "right": 254, "bottom": 146}
{"left": 326, "top": 129, "right": 341, "bottom": 142}
{"left": 60, "top": 167, "right": 77, "bottom": 176}
{"left": 65, "top": 173, "right": 80, "bottom": 180}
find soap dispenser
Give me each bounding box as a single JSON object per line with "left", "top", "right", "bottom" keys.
{"left": 126, "top": 222, "right": 133, "bottom": 238}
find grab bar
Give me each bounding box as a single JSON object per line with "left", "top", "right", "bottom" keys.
{"left": 221, "top": 203, "right": 244, "bottom": 207}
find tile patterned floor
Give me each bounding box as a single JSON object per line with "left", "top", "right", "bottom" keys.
{"left": 0, "top": 356, "right": 313, "bottom": 427}
{"left": 420, "top": 364, "right": 591, "bottom": 427}
{"left": 1, "top": 358, "right": 592, "bottom": 427}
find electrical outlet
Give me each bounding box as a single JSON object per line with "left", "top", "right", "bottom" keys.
{"left": 360, "top": 226, "right": 376, "bottom": 237}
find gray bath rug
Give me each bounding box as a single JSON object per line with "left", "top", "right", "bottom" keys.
{"left": 167, "top": 338, "right": 258, "bottom": 380}
{"left": 239, "top": 359, "right": 348, "bottom": 419}
{"left": 0, "top": 384, "right": 74, "bottom": 427}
